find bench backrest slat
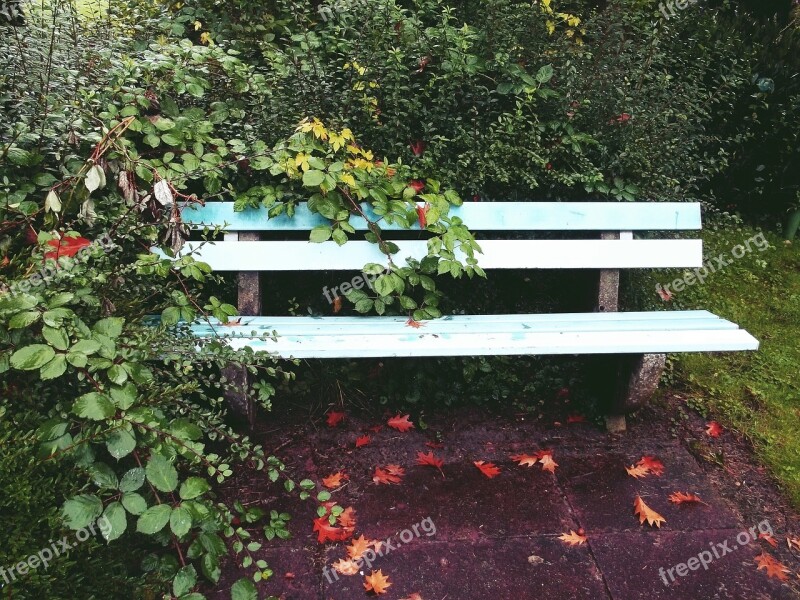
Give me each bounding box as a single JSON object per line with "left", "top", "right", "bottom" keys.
{"left": 176, "top": 238, "right": 702, "bottom": 270}
{"left": 183, "top": 201, "right": 701, "bottom": 232}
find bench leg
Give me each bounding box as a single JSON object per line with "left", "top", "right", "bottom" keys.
{"left": 222, "top": 364, "right": 256, "bottom": 431}
{"left": 605, "top": 353, "right": 666, "bottom": 432}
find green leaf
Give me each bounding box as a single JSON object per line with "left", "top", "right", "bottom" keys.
{"left": 9, "top": 310, "right": 40, "bottom": 329}
{"left": 309, "top": 226, "right": 332, "bottom": 243}
{"left": 89, "top": 462, "right": 119, "bottom": 489}
{"left": 73, "top": 392, "right": 115, "bottom": 421}
{"left": 173, "top": 565, "right": 197, "bottom": 597}
{"left": 137, "top": 504, "right": 172, "bottom": 534}
{"left": 63, "top": 495, "right": 103, "bottom": 529}
{"left": 94, "top": 317, "right": 124, "bottom": 338}
{"left": 42, "top": 326, "right": 69, "bottom": 350}
{"left": 170, "top": 505, "right": 192, "bottom": 537}
{"left": 106, "top": 429, "right": 136, "bottom": 459}
{"left": 85, "top": 165, "right": 106, "bottom": 193}
{"left": 535, "top": 64, "right": 554, "bottom": 83}
{"left": 71, "top": 339, "right": 101, "bottom": 354}
{"left": 11, "top": 344, "right": 55, "bottom": 370}
{"left": 146, "top": 454, "right": 179, "bottom": 493}
{"left": 40, "top": 354, "right": 67, "bottom": 380}
{"left": 121, "top": 492, "right": 147, "bottom": 516}
{"left": 230, "top": 578, "right": 257, "bottom": 600}
{"left": 108, "top": 364, "right": 128, "bottom": 385}
{"left": 302, "top": 170, "right": 326, "bottom": 187}
{"left": 179, "top": 477, "right": 211, "bottom": 500}
{"left": 110, "top": 382, "right": 137, "bottom": 410}
{"left": 101, "top": 502, "right": 127, "bottom": 542}
{"left": 119, "top": 467, "right": 145, "bottom": 492}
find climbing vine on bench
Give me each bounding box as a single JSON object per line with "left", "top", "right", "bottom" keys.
{"left": 233, "top": 118, "right": 486, "bottom": 321}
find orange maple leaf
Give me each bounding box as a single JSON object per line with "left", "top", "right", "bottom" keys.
{"left": 754, "top": 552, "right": 790, "bottom": 581}
{"left": 406, "top": 318, "right": 425, "bottom": 328}
{"left": 559, "top": 530, "right": 588, "bottom": 546}
{"left": 387, "top": 414, "right": 414, "bottom": 432}
{"left": 327, "top": 411, "right": 345, "bottom": 427}
{"left": 313, "top": 516, "right": 350, "bottom": 543}
{"left": 355, "top": 435, "right": 371, "bottom": 448}
{"left": 706, "top": 421, "right": 723, "bottom": 437}
{"left": 333, "top": 558, "right": 360, "bottom": 575}
{"left": 668, "top": 491, "right": 708, "bottom": 506}
{"left": 474, "top": 460, "right": 501, "bottom": 478}
{"left": 373, "top": 465, "right": 404, "bottom": 485}
{"left": 626, "top": 464, "right": 651, "bottom": 479}
{"left": 538, "top": 452, "right": 558, "bottom": 473}
{"left": 322, "top": 471, "right": 348, "bottom": 489}
{"left": 510, "top": 453, "right": 540, "bottom": 467}
{"left": 364, "top": 569, "right": 392, "bottom": 595}
{"left": 637, "top": 456, "right": 664, "bottom": 476}
{"left": 416, "top": 451, "right": 444, "bottom": 469}
{"left": 347, "top": 535, "right": 372, "bottom": 560}
{"left": 338, "top": 506, "right": 357, "bottom": 528}
{"left": 633, "top": 495, "right": 666, "bottom": 528}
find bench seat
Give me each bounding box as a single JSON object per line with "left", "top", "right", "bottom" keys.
{"left": 184, "top": 310, "right": 758, "bottom": 359}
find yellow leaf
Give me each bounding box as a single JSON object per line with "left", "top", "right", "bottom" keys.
{"left": 546, "top": 20, "right": 556, "bottom": 35}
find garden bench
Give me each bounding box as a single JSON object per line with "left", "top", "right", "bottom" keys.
{"left": 171, "top": 201, "right": 759, "bottom": 432}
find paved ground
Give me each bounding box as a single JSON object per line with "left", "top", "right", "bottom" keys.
{"left": 210, "top": 395, "right": 800, "bottom": 599}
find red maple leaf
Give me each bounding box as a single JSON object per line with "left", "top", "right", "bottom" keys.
{"left": 44, "top": 235, "right": 91, "bottom": 260}
{"left": 706, "top": 421, "right": 723, "bottom": 437}
{"left": 355, "top": 435, "right": 371, "bottom": 448}
{"left": 326, "top": 411, "right": 345, "bottom": 427}
{"left": 313, "top": 516, "right": 350, "bottom": 543}
{"left": 416, "top": 451, "right": 444, "bottom": 469}
{"left": 373, "top": 465, "right": 404, "bottom": 485}
{"left": 415, "top": 203, "right": 430, "bottom": 228}
{"left": 474, "top": 460, "right": 501, "bottom": 478}
{"left": 387, "top": 414, "right": 414, "bottom": 432}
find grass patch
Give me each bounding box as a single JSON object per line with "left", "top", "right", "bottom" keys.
{"left": 635, "top": 214, "right": 800, "bottom": 505}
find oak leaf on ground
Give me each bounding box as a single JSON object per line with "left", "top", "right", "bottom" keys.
{"left": 364, "top": 569, "right": 392, "bottom": 595}
{"left": 474, "top": 460, "right": 501, "bottom": 478}
{"left": 633, "top": 495, "right": 666, "bottom": 528}
{"left": 754, "top": 552, "right": 790, "bottom": 581}
{"left": 387, "top": 414, "right": 415, "bottom": 432}
{"left": 668, "top": 491, "right": 707, "bottom": 506}
{"left": 416, "top": 451, "right": 444, "bottom": 470}
{"left": 559, "top": 530, "right": 587, "bottom": 546}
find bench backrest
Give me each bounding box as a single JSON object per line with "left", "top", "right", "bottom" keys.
{"left": 179, "top": 201, "right": 703, "bottom": 272}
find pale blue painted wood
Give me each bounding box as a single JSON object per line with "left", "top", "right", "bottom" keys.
{"left": 182, "top": 201, "right": 702, "bottom": 231}
{"left": 165, "top": 238, "right": 703, "bottom": 270}
{"left": 188, "top": 325, "right": 759, "bottom": 359}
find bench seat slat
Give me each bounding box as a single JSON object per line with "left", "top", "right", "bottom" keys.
{"left": 177, "top": 312, "right": 758, "bottom": 358}
{"left": 172, "top": 239, "right": 703, "bottom": 270}
{"left": 183, "top": 202, "right": 701, "bottom": 232}
{"left": 187, "top": 315, "right": 738, "bottom": 336}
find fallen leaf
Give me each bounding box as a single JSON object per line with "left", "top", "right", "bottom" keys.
{"left": 338, "top": 507, "right": 356, "bottom": 528}
{"left": 399, "top": 594, "right": 423, "bottom": 600}
{"left": 327, "top": 411, "right": 345, "bottom": 427}
{"left": 559, "top": 530, "right": 587, "bottom": 546}
{"left": 759, "top": 533, "right": 779, "bottom": 548}
{"left": 425, "top": 441, "right": 444, "bottom": 449}
{"left": 364, "top": 569, "right": 392, "bottom": 595}
{"left": 333, "top": 296, "right": 343, "bottom": 314}
{"left": 322, "top": 471, "right": 348, "bottom": 489}
{"left": 788, "top": 536, "right": 800, "bottom": 552}
{"left": 633, "top": 495, "right": 666, "bottom": 528}
{"left": 474, "top": 460, "right": 501, "bottom": 478}
{"left": 220, "top": 318, "right": 242, "bottom": 327}
{"left": 369, "top": 425, "right": 383, "bottom": 433}
{"left": 626, "top": 464, "right": 650, "bottom": 479}
{"left": 668, "top": 491, "right": 708, "bottom": 506}
{"left": 385, "top": 464, "right": 405, "bottom": 476}
{"left": 406, "top": 318, "right": 425, "bottom": 329}
{"left": 637, "top": 456, "right": 665, "bottom": 476}
{"left": 355, "top": 435, "right": 371, "bottom": 448}
{"left": 511, "top": 453, "right": 541, "bottom": 467}
{"left": 416, "top": 451, "right": 444, "bottom": 469}
{"left": 373, "top": 465, "right": 404, "bottom": 485}
{"left": 284, "top": 572, "right": 295, "bottom": 579}
{"left": 538, "top": 452, "right": 558, "bottom": 473}
{"left": 387, "top": 414, "right": 414, "bottom": 432}
{"left": 313, "top": 516, "right": 351, "bottom": 543}
{"left": 755, "top": 551, "right": 790, "bottom": 581}
{"left": 347, "top": 535, "right": 372, "bottom": 560}
{"left": 333, "top": 558, "right": 360, "bottom": 575}
{"left": 706, "top": 421, "right": 723, "bottom": 437}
